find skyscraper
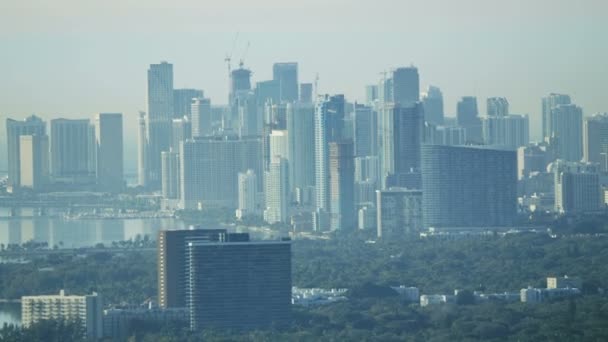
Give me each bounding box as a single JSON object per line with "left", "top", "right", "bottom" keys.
{"left": 94, "top": 113, "right": 123, "bottom": 192}
{"left": 137, "top": 111, "right": 147, "bottom": 187}
{"left": 146, "top": 62, "right": 174, "bottom": 189}
{"left": 421, "top": 145, "right": 517, "bottom": 228}
{"left": 583, "top": 113, "right": 608, "bottom": 172}
{"left": 482, "top": 114, "right": 530, "bottom": 149}
{"left": 553, "top": 160, "right": 602, "bottom": 214}
{"left": 256, "top": 80, "right": 280, "bottom": 108}
{"left": 180, "top": 136, "right": 262, "bottom": 209}
{"left": 191, "top": 97, "right": 212, "bottom": 138}
{"left": 185, "top": 233, "right": 291, "bottom": 331}
{"left": 542, "top": 93, "right": 571, "bottom": 141}
{"left": 376, "top": 188, "right": 422, "bottom": 238}
{"left": 299, "top": 83, "right": 313, "bottom": 103}
{"left": 236, "top": 169, "right": 258, "bottom": 219}
{"left": 353, "top": 103, "right": 377, "bottom": 158}
{"left": 273, "top": 62, "right": 298, "bottom": 102}
{"left": 6, "top": 115, "right": 46, "bottom": 190}
{"left": 421, "top": 86, "right": 444, "bottom": 125}
{"left": 171, "top": 116, "right": 191, "bottom": 152}
{"left": 230, "top": 67, "right": 252, "bottom": 103}
{"left": 264, "top": 157, "right": 289, "bottom": 224}
{"left": 392, "top": 67, "right": 419, "bottom": 107}
{"left": 19, "top": 134, "right": 49, "bottom": 191}
{"left": 286, "top": 102, "right": 316, "bottom": 195}
{"left": 173, "top": 88, "right": 203, "bottom": 119}
{"left": 328, "top": 141, "right": 355, "bottom": 231}
{"left": 50, "top": 119, "right": 96, "bottom": 184}
{"left": 457, "top": 96, "right": 483, "bottom": 144}
{"left": 365, "top": 85, "right": 379, "bottom": 105}
{"left": 550, "top": 104, "right": 583, "bottom": 162}
{"left": 487, "top": 97, "right": 509, "bottom": 117}
{"left": 315, "top": 95, "right": 345, "bottom": 215}
{"left": 161, "top": 150, "right": 180, "bottom": 200}
{"left": 158, "top": 228, "right": 228, "bottom": 308}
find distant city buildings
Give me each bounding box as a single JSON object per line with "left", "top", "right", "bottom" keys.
{"left": 6, "top": 115, "right": 46, "bottom": 191}
{"left": 583, "top": 113, "right": 608, "bottom": 172}
{"left": 273, "top": 62, "right": 298, "bottom": 102}
{"left": 550, "top": 104, "right": 583, "bottom": 162}
{"left": 456, "top": 96, "right": 483, "bottom": 143}
{"left": 482, "top": 114, "right": 530, "bottom": 149}
{"left": 376, "top": 188, "right": 422, "bottom": 238}
{"left": 50, "top": 118, "right": 96, "bottom": 184}
{"left": 421, "top": 86, "right": 444, "bottom": 126}
{"left": 486, "top": 97, "right": 509, "bottom": 117}
{"left": 552, "top": 160, "right": 602, "bottom": 214}
{"left": 95, "top": 113, "right": 124, "bottom": 192}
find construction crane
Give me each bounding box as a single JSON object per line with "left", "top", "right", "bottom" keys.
{"left": 239, "top": 41, "right": 250, "bottom": 69}
{"left": 224, "top": 32, "right": 240, "bottom": 75}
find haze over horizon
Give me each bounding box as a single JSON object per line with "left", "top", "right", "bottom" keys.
{"left": 1, "top": 0, "right": 607, "bottom": 171}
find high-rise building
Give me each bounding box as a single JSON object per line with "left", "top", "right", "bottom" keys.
{"left": 457, "top": 96, "right": 483, "bottom": 143}
{"left": 236, "top": 92, "right": 260, "bottom": 137}
{"left": 583, "top": 113, "right": 608, "bottom": 172}
{"left": 146, "top": 62, "right": 174, "bottom": 189}
{"left": 381, "top": 103, "right": 424, "bottom": 189}
{"left": 550, "top": 104, "right": 583, "bottom": 162}
{"left": 19, "top": 134, "right": 49, "bottom": 191}
{"left": 185, "top": 233, "right": 291, "bottom": 331}
{"left": 180, "top": 136, "right": 262, "bottom": 209}
{"left": 542, "top": 93, "right": 571, "bottom": 140}
{"left": 487, "top": 97, "right": 509, "bottom": 117}
{"left": 354, "top": 156, "right": 379, "bottom": 183}
{"left": 287, "top": 102, "right": 315, "bottom": 194}
{"left": 392, "top": 67, "right": 419, "bottom": 107}
{"left": 421, "top": 145, "right": 517, "bottom": 228}
{"left": 353, "top": 103, "right": 377, "bottom": 158}
{"left": 315, "top": 95, "right": 345, "bottom": 216}
{"left": 158, "top": 228, "right": 227, "bottom": 308}
{"left": 236, "top": 169, "right": 258, "bottom": 219}
{"left": 161, "top": 150, "right": 180, "bottom": 200}
{"left": 255, "top": 80, "right": 280, "bottom": 107}
{"left": 95, "top": 113, "right": 123, "bottom": 192}
{"left": 299, "top": 83, "right": 313, "bottom": 103}
{"left": 22, "top": 290, "right": 103, "bottom": 340}
{"left": 171, "top": 116, "right": 191, "bottom": 152}
{"left": 376, "top": 188, "right": 422, "bottom": 238}
{"left": 191, "top": 97, "right": 212, "bottom": 138}
{"left": 273, "top": 62, "right": 298, "bottom": 102}
{"left": 517, "top": 143, "right": 550, "bottom": 180}
{"left": 552, "top": 160, "right": 602, "bottom": 214}
{"left": 482, "top": 114, "right": 530, "bottom": 149}
{"left": 328, "top": 141, "right": 355, "bottom": 231}
{"left": 230, "top": 67, "right": 252, "bottom": 103}
{"left": 6, "top": 115, "right": 46, "bottom": 189}
{"left": 173, "top": 89, "right": 203, "bottom": 119}
{"left": 264, "top": 157, "right": 289, "bottom": 224}
{"left": 426, "top": 125, "right": 467, "bottom": 146}
{"left": 137, "top": 111, "right": 147, "bottom": 187}
{"left": 50, "top": 119, "right": 96, "bottom": 184}
{"left": 421, "top": 86, "right": 444, "bottom": 125}
{"left": 365, "top": 85, "right": 379, "bottom": 105}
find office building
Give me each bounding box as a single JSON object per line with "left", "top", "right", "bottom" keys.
{"left": 421, "top": 86, "right": 444, "bottom": 126}
{"left": 191, "top": 97, "right": 212, "bottom": 138}
{"left": 392, "top": 66, "right": 419, "bottom": 107}
{"left": 171, "top": 116, "right": 191, "bottom": 152}
{"left": 50, "top": 118, "right": 96, "bottom": 184}
{"left": 230, "top": 67, "right": 252, "bottom": 103}
{"left": 550, "top": 104, "right": 583, "bottom": 162}
{"left": 180, "top": 136, "right": 262, "bottom": 209}
{"left": 174, "top": 89, "right": 203, "bottom": 119}
{"left": 161, "top": 150, "right": 180, "bottom": 200}
{"left": 273, "top": 62, "right": 298, "bottom": 102}
{"left": 427, "top": 125, "right": 467, "bottom": 146}
{"left": 421, "top": 145, "right": 517, "bottom": 228}
{"left": 365, "top": 85, "right": 378, "bottom": 105}
{"left": 583, "top": 113, "right": 608, "bottom": 172}
{"left": 264, "top": 157, "right": 289, "bottom": 224}
{"left": 22, "top": 290, "right": 103, "bottom": 339}
{"left": 95, "top": 113, "right": 124, "bottom": 192}
{"left": 236, "top": 92, "right": 260, "bottom": 137}
{"left": 553, "top": 160, "right": 602, "bottom": 214}
{"left": 542, "top": 93, "right": 571, "bottom": 140}
{"left": 487, "top": 97, "right": 509, "bottom": 117}
{"left": 158, "top": 229, "right": 227, "bottom": 308}
{"left": 185, "top": 233, "right": 291, "bottom": 331}
{"left": 287, "top": 102, "right": 315, "bottom": 193}
{"left": 353, "top": 103, "right": 377, "bottom": 157}
{"left": 517, "top": 144, "right": 550, "bottom": 180}
{"left": 315, "top": 95, "right": 345, "bottom": 216}
{"left": 6, "top": 115, "right": 46, "bottom": 190}
{"left": 255, "top": 80, "right": 280, "bottom": 106}
{"left": 354, "top": 155, "right": 379, "bottom": 183}
{"left": 19, "top": 134, "right": 49, "bottom": 191}
{"left": 328, "top": 141, "right": 355, "bottom": 231}
{"left": 482, "top": 114, "right": 530, "bottom": 149}
{"left": 300, "top": 83, "right": 313, "bottom": 103}
{"left": 146, "top": 62, "right": 174, "bottom": 189}
{"left": 137, "top": 111, "right": 147, "bottom": 187}
{"left": 236, "top": 169, "right": 258, "bottom": 219}
{"left": 376, "top": 188, "right": 422, "bottom": 238}
{"left": 457, "top": 96, "right": 482, "bottom": 143}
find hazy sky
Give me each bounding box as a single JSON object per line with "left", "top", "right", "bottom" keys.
{"left": 1, "top": 0, "right": 607, "bottom": 171}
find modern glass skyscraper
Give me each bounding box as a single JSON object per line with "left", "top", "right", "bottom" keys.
{"left": 191, "top": 97, "right": 212, "bottom": 138}
{"left": 173, "top": 88, "right": 203, "bottom": 119}
{"left": 456, "top": 96, "right": 483, "bottom": 143}
{"left": 482, "top": 114, "right": 530, "bottom": 150}
{"left": 550, "top": 104, "right": 583, "bottom": 162}
{"left": 94, "top": 113, "right": 124, "bottom": 192}
{"left": 421, "top": 86, "right": 444, "bottom": 126}
{"left": 421, "top": 145, "right": 517, "bottom": 228}
{"left": 328, "top": 140, "right": 355, "bottom": 231}
{"left": 353, "top": 103, "right": 377, "bottom": 158}
{"left": 146, "top": 62, "right": 174, "bottom": 189}
{"left": 392, "top": 67, "right": 419, "bottom": 107}
{"left": 583, "top": 113, "right": 608, "bottom": 172}
{"left": 50, "top": 118, "right": 96, "bottom": 184}
{"left": 542, "top": 93, "right": 571, "bottom": 141}
{"left": 6, "top": 115, "right": 46, "bottom": 189}
{"left": 273, "top": 62, "right": 298, "bottom": 102}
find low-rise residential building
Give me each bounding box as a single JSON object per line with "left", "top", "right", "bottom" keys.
{"left": 547, "top": 275, "right": 582, "bottom": 289}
